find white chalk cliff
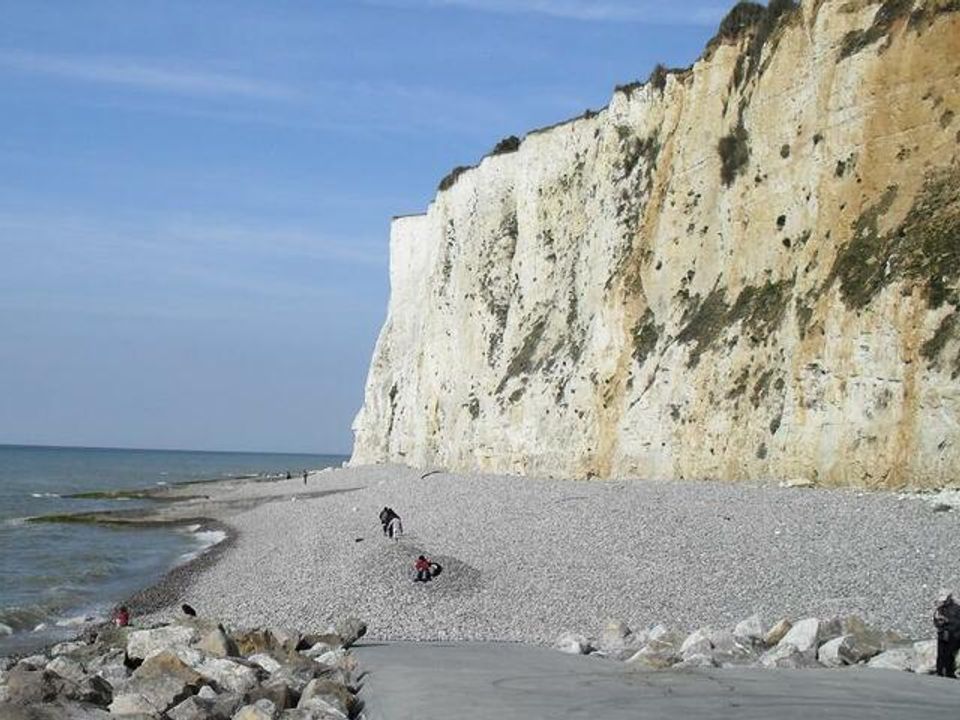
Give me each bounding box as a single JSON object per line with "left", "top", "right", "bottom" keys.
{"left": 352, "top": 0, "right": 960, "bottom": 488}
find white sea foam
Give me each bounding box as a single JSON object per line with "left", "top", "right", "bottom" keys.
{"left": 30, "top": 492, "right": 60, "bottom": 499}
{"left": 178, "top": 529, "right": 226, "bottom": 563}
{"left": 55, "top": 614, "right": 98, "bottom": 628}
{"left": 0, "top": 623, "right": 12, "bottom": 636}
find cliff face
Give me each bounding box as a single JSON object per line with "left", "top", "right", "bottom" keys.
{"left": 352, "top": 0, "right": 960, "bottom": 488}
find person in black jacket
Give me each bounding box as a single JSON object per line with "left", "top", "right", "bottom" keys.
{"left": 934, "top": 590, "right": 960, "bottom": 678}
{"left": 379, "top": 507, "right": 399, "bottom": 536}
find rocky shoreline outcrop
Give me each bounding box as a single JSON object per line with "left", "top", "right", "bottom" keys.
{"left": 558, "top": 613, "right": 943, "bottom": 675}
{"left": 0, "top": 615, "right": 368, "bottom": 719}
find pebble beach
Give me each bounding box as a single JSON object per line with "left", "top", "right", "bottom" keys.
{"left": 144, "top": 465, "right": 960, "bottom": 644}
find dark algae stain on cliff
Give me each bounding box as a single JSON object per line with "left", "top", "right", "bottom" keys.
{"left": 631, "top": 309, "right": 661, "bottom": 367}
{"left": 677, "top": 279, "right": 793, "bottom": 367}
{"left": 828, "top": 168, "right": 960, "bottom": 310}
{"left": 496, "top": 316, "right": 549, "bottom": 394}
{"left": 730, "top": 278, "right": 794, "bottom": 343}
{"left": 386, "top": 383, "right": 399, "bottom": 438}
{"left": 922, "top": 312, "right": 960, "bottom": 378}
{"left": 839, "top": 0, "right": 913, "bottom": 59}
{"left": 676, "top": 288, "right": 732, "bottom": 367}
{"left": 828, "top": 186, "right": 899, "bottom": 309}
{"left": 719, "top": 119, "right": 751, "bottom": 186}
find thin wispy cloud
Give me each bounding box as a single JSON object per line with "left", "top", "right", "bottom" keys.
{"left": 362, "top": 0, "right": 727, "bottom": 24}
{"left": 0, "top": 212, "right": 386, "bottom": 268}
{"left": 0, "top": 210, "right": 387, "bottom": 321}
{"left": 0, "top": 50, "right": 298, "bottom": 101}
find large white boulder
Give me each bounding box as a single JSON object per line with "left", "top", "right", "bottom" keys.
{"left": 680, "top": 629, "right": 713, "bottom": 659}
{"left": 233, "top": 699, "right": 278, "bottom": 720}
{"left": 45, "top": 656, "right": 87, "bottom": 684}
{"left": 127, "top": 626, "right": 200, "bottom": 662}
{"left": 760, "top": 643, "right": 821, "bottom": 669}
{"left": 913, "top": 640, "right": 937, "bottom": 675}
{"left": 763, "top": 619, "right": 792, "bottom": 647}
{"left": 626, "top": 635, "right": 681, "bottom": 670}
{"left": 196, "top": 657, "right": 260, "bottom": 695}
{"left": 868, "top": 646, "right": 916, "bottom": 672}
{"left": 778, "top": 618, "right": 820, "bottom": 653}
{"left": 249, "top": 654, "right": 283, "bottom": 674}
{"left": 554, "top": 632, "right": 592, "bottom": 655}
{"left": 733, "top": 615, "right": 765, "bottom": 644}
{"left": 599, "top": 620, "right": 632, "bottom": 652}
{"left": 818, "top": 636, "right": 854, "bottom": 667}
{"left": 709, "top": 630, "right": 756, "bottom": 666}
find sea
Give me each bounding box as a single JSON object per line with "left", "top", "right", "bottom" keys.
{"left": 0, "top": 444, "right": 346, "bottom": 656}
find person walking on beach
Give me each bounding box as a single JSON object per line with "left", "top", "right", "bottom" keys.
{"left": 302, "top": 470, "right": 308, "bottom": 485}
{"left": 935, "top": 591, "right": 960, "bottom": 677}
{"left": 379, "top": 507, "right": 399, "bottom": 535}
{"left": 387, "top": 513, "right": 403, "bottom": 541}
{"left": 414, "top": 555, "right": 433, "bottom": 582}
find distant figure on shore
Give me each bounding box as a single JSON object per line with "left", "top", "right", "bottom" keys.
{"left": 935, "top": 591, "right": 960, "bottom": 677}
{"left": 113, "top": 606, "right": 130, "bottom": 627}
{"left": 302, "top": 470, "right": 308, "bottom": 485}
{"left": 414, "top": 555, "right": 433, "bottom": 582}
{"left": 286, "top": 471, "right": 292, "bottom": 480}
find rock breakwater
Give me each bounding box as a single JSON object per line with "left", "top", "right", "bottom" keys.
{"left": 0, "top": 615, "right": 367, "bottom": 719}
{"left": 561, "top": 612, "right": 946, "bottom": 675}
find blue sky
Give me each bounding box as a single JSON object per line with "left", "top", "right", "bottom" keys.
{"left": 0, "top": 0, "right": 730, "bottom": 454}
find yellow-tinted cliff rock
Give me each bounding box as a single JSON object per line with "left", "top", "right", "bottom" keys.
{"left": 353, "top": 0, "right": 960, "bottom": 488}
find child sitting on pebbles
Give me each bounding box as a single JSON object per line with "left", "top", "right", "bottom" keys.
{"left": 414, "top": 555, "right": 433, "bottom": 582}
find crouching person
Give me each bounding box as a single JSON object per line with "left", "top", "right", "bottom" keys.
{"left": 414, "top": 555, "right": 432, "bottom": 582}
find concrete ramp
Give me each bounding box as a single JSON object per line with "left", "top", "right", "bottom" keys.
{"left": 355, "top": 642, "right": 960, "bottom": 720}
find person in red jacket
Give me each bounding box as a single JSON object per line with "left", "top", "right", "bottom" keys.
{"left": 414, "top": 555, "right": 433, "bottom": 582}
{"left": 113, "top": 606, "right": 130, "bottom": 627}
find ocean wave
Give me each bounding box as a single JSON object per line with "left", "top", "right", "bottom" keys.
{"left": 55, "top": 613, "right": 101, "bottom": 628}
{"left": 30, "top": 492, "right": 61, "bottom": 499}
{"left": 178, "top": 528, "right": 226, "bottom": 563}
{"left": 0, "top": 605, "right": 49, "bottom": 632}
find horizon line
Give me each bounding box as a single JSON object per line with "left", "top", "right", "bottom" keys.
{"left": 0, "top": 442, "right": 349, "bottom": 457}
